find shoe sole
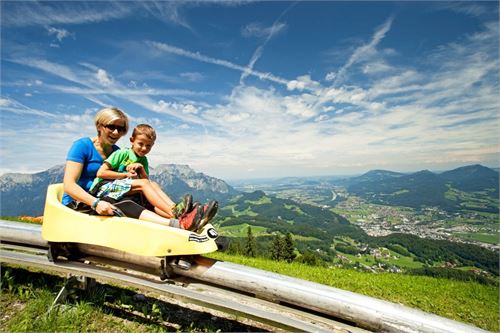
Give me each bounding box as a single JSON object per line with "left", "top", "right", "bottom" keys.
{"left": 184, "top": 194, "right": 193, "bottom": 215}
{"left": 188, "top": 205, "right": 204, "bottom": 231}
{"left": 194, "top": 200, "right": 218, "bottom": 233}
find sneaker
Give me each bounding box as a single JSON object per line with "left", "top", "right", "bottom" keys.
{"left": 192, "top": 200, "right": 218, "bottom": 232}
{"left": 179, "top": 202, "right": 202, "bottom": 230}
{"left": 173, "top": 194, "right": 193, "bottom": 218}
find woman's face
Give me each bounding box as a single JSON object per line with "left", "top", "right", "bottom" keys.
{"left": 99, "top": 118, "right": 127, "bottom": 145}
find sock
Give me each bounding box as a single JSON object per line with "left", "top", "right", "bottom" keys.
{"left": 170, "top": 219, "right": 180, "bottom": 228}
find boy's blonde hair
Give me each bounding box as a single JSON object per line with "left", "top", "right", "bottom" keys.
{"left": 94, "top": 107, "right": 129, "bottom": 134}
{"left": 132, "top": 124, "right": 157, "bottom": 142}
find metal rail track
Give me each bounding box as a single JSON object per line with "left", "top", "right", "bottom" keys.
{"left": 0, "top": 244, "right": 362, "bottom": 333}
{"left": 0, "top": 220, "right": 491, "bottom": 333}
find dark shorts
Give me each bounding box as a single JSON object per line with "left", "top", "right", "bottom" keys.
{"left": 66, "top": 196, "right": 146, "bottom": 219}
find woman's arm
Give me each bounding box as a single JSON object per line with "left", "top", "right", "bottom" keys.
{"left": 64, "top": 161, "right": 115, "bottom": 215}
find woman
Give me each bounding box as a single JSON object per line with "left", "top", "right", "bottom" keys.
{"left": 62, "top": 107, "right": 202, "bottom": 230}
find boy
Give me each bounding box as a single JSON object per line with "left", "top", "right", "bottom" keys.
{"left": 90, "top": 124, "right": 217, "bottom": 232}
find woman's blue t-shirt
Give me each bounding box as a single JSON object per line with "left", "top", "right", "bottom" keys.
{"left": 61, "top": 137, "right": 119, "bottom": 205}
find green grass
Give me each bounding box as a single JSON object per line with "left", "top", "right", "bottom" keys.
{"left": 245, "top": 196, "right": 272, "bottom": 205}
{"left": 292, "top": 234, "right": 321, "bottom": 241}
{"left": 2, "top": 290, "right": 138, "bottom": 333}
{"left": 219, "top": 223, "right": 268, "bottom": 237}
{"left": 445, "top": 187, "right": 500, "bottom": 211}
{"left": 455, "top": 232, "right": 499, "bottom": 244}
{"left": 335, "top": 249, "right": 425, "bottom": 269}
{"left": 209, "top": 252, "right": 499, "bottom": 332}
{"left": 390, "top": 189, "right": 409, "bottom": 196}
{"left": 1, "top": 266, "right": 260, "bottom": 333}
{"left": 284, "top": 204, "right": 305, "bottom": 215}
{"left": 221, "top": 205, "right": 258, "bottom": 217}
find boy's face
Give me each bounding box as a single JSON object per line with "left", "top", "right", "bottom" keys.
{"left": 130, "top": 134, "right": 154, "bottom": 157}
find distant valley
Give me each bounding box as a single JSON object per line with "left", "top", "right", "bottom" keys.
{"left": 230, "top": 164, "right": 499, "bottom": 250}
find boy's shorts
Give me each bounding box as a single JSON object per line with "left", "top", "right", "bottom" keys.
{"left": 94, "top": 178, "right": 133, "bottom": 200}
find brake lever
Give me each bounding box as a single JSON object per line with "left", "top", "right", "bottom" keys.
{"left": 112, "top": 207, "right": 125, "bottom": 217}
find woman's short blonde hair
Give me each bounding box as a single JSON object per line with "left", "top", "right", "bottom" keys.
{"left": 94, "top": 107, "right": 129, "bottom": 135}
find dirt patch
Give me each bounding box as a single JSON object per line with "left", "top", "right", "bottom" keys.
{"left": 0, "top": 297, "right": 26, "bottom": 329}
{"left": 16, "top": 216, "right": 43, "bottom": 224}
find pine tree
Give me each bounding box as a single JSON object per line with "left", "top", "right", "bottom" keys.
{"left": 282, "top": 232, "right": 296, "bottom": 263}
{"left": 271, "top": 234, "right": 283, "bottom": 261}
{"left": 227, "top": 239, "right": 243, "bottom": 255}
{"left": 244, "top": 226, "right": 257, "bottom": 257}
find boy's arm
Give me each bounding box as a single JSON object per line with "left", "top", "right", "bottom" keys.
{"left": 97, "top": 162, "right": 135, "bottom": 179}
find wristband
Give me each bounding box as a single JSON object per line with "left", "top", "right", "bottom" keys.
{"left": 91, "top": 198, "right": 101, "bottom": 211}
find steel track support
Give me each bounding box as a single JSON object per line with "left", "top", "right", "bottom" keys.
{"left": 49, "top": 274, "right": 96, "bottom": 311}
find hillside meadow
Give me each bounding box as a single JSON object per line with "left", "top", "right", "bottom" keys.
{"left": 209, "top": 252, "right": 499, "bottom": 332}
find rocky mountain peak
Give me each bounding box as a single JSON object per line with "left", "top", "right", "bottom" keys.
{"left": 151, "top": 164, "right": 196, "bottom": 177}
{"left": 0, "top": 163, "right": 238, "bottom": 216}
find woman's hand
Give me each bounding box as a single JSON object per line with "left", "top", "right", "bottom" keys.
{"left": 95, "top": 200, "right": 116, "bottom": 215}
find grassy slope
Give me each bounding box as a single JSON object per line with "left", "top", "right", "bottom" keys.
{"left": 0, "top": 265, "right": 262, "bottom": 333}
{"left": 209, "top": 252, "right": 499, "bottom": 332}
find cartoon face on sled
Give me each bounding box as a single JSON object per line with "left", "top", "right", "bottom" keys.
{"left": 41, "top": 184, "right": 219, "bottom": 257}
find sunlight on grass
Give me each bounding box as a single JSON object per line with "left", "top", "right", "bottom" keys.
{"left": 209, "top": 252, "right": 499, "bottom": 332}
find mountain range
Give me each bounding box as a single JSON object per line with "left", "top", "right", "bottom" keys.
{"left": 345, "top": 164, "right": 499, "bottom": 213}
{"left": 1, "top": 164, "right": 497, "bottom": 216}
{"left": 0, "top": 164, "right": 237, "bottom": 216}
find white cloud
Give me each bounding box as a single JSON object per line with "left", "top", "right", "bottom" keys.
{"left": 11, "top": 58, "right": 85, "bottom": 86}
{"left": 180, "top": 72, "right": 204, "bottom": 82}
{"left": 138, "top": 1, "right": 192, "bottom": 30}
{"left": 0, "top": 97, "right": 56, "bottom": 117}
{"left": 47, "top": 27, "right": 72, "bottom": 42}
{"left": 0, "top": 98, "right": 12, "bottom": 107}
{"left": 434, "top": 2, "right": 490, "bottom": 17}
{"left": 154, "top": 100, "right": 200, "bottom": 115}
{"left": 287, "top": 75, "right": 320, "bottom": 92}
{"left": 362, "top": 61, "right": 393, "bottom": 74}
{"left": 1, "top": 1, "right": 196, "bottom": 28}
{"left": 242, "top": 22, "right": 286, "bottom": 39}
{"left": 325, "top": 72, "right": 336, "bottom": 81}
{"left": 96, "top": 69, "right": 113, "bottom": 86}
{"left": 2, "top": 1, "right": 133, "bottom": 27}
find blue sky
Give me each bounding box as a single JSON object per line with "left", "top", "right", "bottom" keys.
{"left": 1, "top": 1, "right": 499, "bottom": 180}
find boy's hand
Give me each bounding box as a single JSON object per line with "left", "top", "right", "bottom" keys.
{"left": 126, "top": 163, "right": 144, "bottom": 172}
{"left": 126, "top": 163, "right": 146, "bottom": 179}
{"left": 126, "top": 170, "right": 138, "bottom": 179}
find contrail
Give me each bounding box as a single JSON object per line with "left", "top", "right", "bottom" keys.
{"left": 147, "top": 41, "right": 290, "bottom": 86}
{"left": 333, "top": 16, "right": 394, "bottom": 87}
{"left": 240, "top": 2, "right": 295, "bottom": 84}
